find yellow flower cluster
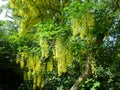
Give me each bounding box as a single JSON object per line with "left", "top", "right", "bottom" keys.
{"left": 71, "top": 13, "right": 94, "bottom": 40}
{"left": 65, "top": 45, "right": 73, "bottom": 67}
{"left": 80, "top": 14, "right": 94, "bottom": 40}
{"left": 71, "top": 18, "right": 80, "bottom": 36}
{"left": 10, "top": 0, "right": 61, "bottom": 34}
{"left": 39, "top": 39, "right": 49, "bottom": 58}
{"left": 20, "top": 60, "right": 24, "bottom": 69}
{"left": 27, "top": 55, "right": 45, "bottom": 89}
{"left": 47, "top": 59, "right": 53, "bottom": 72}
{"left": 16, "top": 52, "right": 45, "bottom": 89}
{"left": 16, "top": 52, "right": 28, "bottom": 69}
{"left": 55, "top": 38, "right": 73, "bottom": 76}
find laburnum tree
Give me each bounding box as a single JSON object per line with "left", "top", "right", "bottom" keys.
{"left": 9, "top": 0, "right": 120, "bottom": 90}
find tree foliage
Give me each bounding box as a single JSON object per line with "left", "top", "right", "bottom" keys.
{"left": 2, "top": 0, "right": 120, "bottom": 90}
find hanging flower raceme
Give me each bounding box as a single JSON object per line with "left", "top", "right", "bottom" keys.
{"left": 16, "top": 51, "right": 45, "bottom": 89}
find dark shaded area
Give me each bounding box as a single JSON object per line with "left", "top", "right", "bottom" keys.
{"left": 0, "top": 57, "right": 23, "bottom": 90}
{"left": 0, "top": 24, "right": 23, "bottom": 90}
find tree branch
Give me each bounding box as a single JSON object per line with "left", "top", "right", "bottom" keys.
{"left": 70, "top": 58, "right": 91, "bottom": 90}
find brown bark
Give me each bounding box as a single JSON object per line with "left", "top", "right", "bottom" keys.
{"left": 70, "top": 58, "right": 91, "bottom": 90}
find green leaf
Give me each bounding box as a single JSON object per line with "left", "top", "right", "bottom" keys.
{"left": 90, "top": 81, "right": 100, "bottom": 90}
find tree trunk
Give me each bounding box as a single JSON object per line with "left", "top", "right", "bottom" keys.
{"left": 70, "top": 58, "right": 91, "bottom": 90}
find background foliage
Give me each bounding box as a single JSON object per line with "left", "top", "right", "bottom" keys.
{"left": 0, "top": 0, "right": 120, "bottom": 90}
